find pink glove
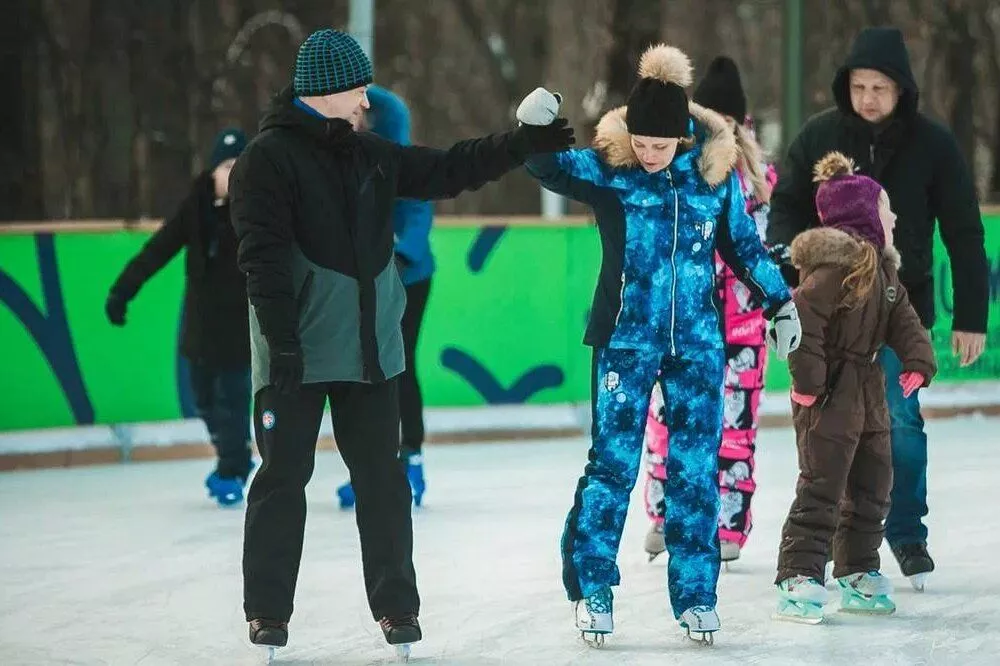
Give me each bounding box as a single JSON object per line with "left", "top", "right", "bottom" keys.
{"left": 790, "top": 390, "right": 817, "bottom": 407}
{"left": 899, "top": 372, "right": 925, "bottom": 399}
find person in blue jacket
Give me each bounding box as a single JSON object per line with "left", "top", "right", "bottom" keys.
{"left": 336, "top": 85, "right": 435, "bottom": 508}
{"left": 517, "top": 44, "right": 801, "bottom": 646}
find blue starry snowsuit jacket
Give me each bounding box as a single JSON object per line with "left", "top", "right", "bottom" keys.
{"left": 525, "top": 104, "right": 791, "bottom": 355}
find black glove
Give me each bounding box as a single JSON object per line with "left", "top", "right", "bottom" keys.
{"left": 105, "top": 291, "right": 128, "bottom": 326}
{"left": 510, "top": 118, "right": 576, "bottom": 158}
{"left": 269, "top": 341, "right": 304, "bottom": 395}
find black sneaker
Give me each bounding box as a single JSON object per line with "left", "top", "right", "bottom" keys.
{"left": 249, "top": 618, "right": 288, "bottom": 647}
{"left": 379, "top": 614, "right": 422, "bottom": 645}
{"left": 892, "top": 543, "right": 935, "bottom": 577}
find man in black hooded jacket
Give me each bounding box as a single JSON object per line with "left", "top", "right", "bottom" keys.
{"left": 229, "top": 28, "right": 574, "bottom": 654}
{"left": 767, "top": 27, "right": 989, "bottom": 588}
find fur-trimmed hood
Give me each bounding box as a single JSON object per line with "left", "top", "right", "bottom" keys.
{"left": 790, "top": 227, "right": 901, "bottom": 273}
{"left": 592, "top": 102, "right": 737, "bottom": 187}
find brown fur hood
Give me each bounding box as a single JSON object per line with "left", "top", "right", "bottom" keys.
{"left": 592, "top": 102, "right": 737, "bottom": 186}
{"left": 790, "top": 227, "right": 901, "bottom": 273}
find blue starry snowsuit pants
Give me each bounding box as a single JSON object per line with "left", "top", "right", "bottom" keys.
{"left": 561, "top": 345, "right": 725, "bottom": 617}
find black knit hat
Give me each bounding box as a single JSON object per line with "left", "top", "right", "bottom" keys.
{"left": 625, "top": 78, "right": 690, "bottom": 138}
{"left": 209, "top": 128, "right": 247, "bottom": 168}
{"left": 693, "top": 56, "right": 747, "bottom": 121}
{"left": 293, "top": 29, "right": 374, "bottom": 96}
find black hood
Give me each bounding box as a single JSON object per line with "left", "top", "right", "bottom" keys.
{"left": 258, "top": 85, "right": 356, "bottom": 143}
{"left": 832, "top": 27, "right": 919, "bottom": 122}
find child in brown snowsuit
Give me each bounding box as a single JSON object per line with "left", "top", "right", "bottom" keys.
{"left": 774, "top": 152, "right": 937, "bottom": 622}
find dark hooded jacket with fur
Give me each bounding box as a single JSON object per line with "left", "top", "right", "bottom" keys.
{"left": 768, "top": 27, "right": 989, "bottom": 335}
{"left": 789, "top": 227, "right": 936, "bottom": 400}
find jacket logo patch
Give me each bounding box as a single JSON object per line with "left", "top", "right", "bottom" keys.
{"left": 702, "top": 220, "right": 714, "bottom": 240}
{"left": 886, "top": 286, "right": 898, "bottom": 303}
{"left": 604, "top": 371, "right": 620, "bottom": 392}
{"left": 262, "top": 410, "right": 276, "bottom": 430}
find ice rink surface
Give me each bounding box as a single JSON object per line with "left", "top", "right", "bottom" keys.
{"left": 2, "top": 416, "right": 997, "bottom": 665}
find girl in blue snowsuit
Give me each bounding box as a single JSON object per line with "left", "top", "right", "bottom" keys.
{"left": 518, "top": 45, "right": 801, "bottom": 644}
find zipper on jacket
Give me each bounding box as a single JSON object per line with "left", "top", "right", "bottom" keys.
{"left": 297, "top": 270, "right": 315, "bottom": 317}
{"left": 869, "top": 143, "right": 875, "bottom": 167}
{"left": 667, "top": 170, "right": 678, "bottom": 356}
{"left": 614, "top": 273, "right": 625, "bottom": 326}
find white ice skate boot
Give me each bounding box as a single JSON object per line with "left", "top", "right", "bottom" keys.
{"left": 574, "top": 587, "right": 613, "bottom": 647}
{"left": 679, "top": 605, "right": 720, "bottom": 645}
{"left": 774, "top": 575, "right": 827, "bottom": 624}
{"left": 644, "top": 523, "right": 665, "bottom": 562}
{"left": 720, "top": 540, "right": 740, "bottom": 571}
{"left": 837, "top": 570, "right": 895, "bottom": 615}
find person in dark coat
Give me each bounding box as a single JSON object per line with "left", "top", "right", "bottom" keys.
{"left": 106, "top": 128, "right": 252, "bottom": 507}
{"left": 766, "top": 27, "right": 989, "bottom": 583}
{"left": 335, "top": 84, "right": 435, "bottom": 510}
{"left": 775, "top": 151, "right": 937, "bottom": 621}
{"left": 229, "top": 28, "right": 574, "bottom": 656}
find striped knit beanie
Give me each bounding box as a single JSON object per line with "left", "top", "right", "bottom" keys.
{"left": 293, "top": 29, "right": 373, "bottom": 97}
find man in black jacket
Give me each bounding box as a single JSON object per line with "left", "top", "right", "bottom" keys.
{"left": 767, "top": 27, "right": 989, "bottom": 588}
{"left": 106, "top": 128, "right": 252, "bottom": 508}
{"left": 230, "top": 28, "right": 574, "bottom": 655}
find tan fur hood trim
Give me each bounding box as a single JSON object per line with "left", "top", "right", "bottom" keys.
{"left": 790, "top": 227, "right": 901, "bottom": 272}
{"left": 592, "top": 102, "right": 736, "bottom": 186}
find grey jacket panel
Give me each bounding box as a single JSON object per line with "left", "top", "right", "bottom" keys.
{"left": 249, "top": 246, "right": 407, "bottom": 394}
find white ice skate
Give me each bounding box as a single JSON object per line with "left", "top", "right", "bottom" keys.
{"left": 574, "top": 587, "right": 613, "bottom": 647}
{"left": 679, "top": 605, "right": 720, "bottom": 645}
{"left": 837, "top": 570, "right": 895, "bottom": 615}
{"left": 908, "top": 572, "right": 929, "bottom": 593}
{"left": 774, "top": 575, "right": 827, "bottom": 624}
{"left": 721, "top": 540, "right": 740, "bottom": 571}
{"left": 644, "top": 524, "right": 665, "bottom": 562}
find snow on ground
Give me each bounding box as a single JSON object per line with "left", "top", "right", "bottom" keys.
{"left": 1, "top": 415, "right": 997, "bottom": 665}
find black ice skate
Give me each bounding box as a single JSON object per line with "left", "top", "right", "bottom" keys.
{"left": 891, "top": 543, "right": 935, "bottom": 592}
{"left": 249, "top": 618, "right": 288, "bottom": 663}
{"left": 379, "top": 614, "right": 422, "bottom": 662}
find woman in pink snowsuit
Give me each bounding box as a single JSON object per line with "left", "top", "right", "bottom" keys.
{"left": 643, "top": 57, "right": 777, "bottom": 565}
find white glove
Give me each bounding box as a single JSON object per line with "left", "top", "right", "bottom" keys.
{"left": 516, "top": 87, "right": 563, "bottom": 126}
{"left": 767, "top": 300, "right": 801, "bottom": 361}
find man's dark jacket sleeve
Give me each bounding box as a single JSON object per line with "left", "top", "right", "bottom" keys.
{"left": 930, "top": 127, "right": 990, "bottom": 333}
{"left": 393, "top": 133, "right": 522, "bottom": 200}
{"left": 229, "top": 147, "right": 298, "bottom": 345}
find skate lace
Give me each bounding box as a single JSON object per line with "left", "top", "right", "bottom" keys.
{"left": 787, "top": 575, "right": 818, "bottom": 590}
{"left": 688, "top": 605, "right": 714, "bottom": 616}
{"left": 379, "top": 614, "right": 418, "bottom": 631}
{"left": 586, "top": 589, "right": 613, "bottom": 615}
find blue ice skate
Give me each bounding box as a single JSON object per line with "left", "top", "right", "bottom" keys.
{"left": 774, "top": 575, "right": 827, "bottom": 624}
{"left": 837, "top": 571, "right": 896, "bottom": 615}
{"left": 401, "top": 449, "right": 425, "bottom": 507}
{"left": 336, "top": 480, "right": 356, "bottom": 509}
{"left": 205, "top": 472, "right": 245, "bottom": 507}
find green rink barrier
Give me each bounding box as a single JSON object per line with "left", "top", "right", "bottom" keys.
{"left": 1, "top": 219, "right": 998, "bottom": 431}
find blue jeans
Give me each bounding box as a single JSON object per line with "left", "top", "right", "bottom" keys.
{"left": 189, "top": 361, "right": 253, "bottom": 479}
{"left": 879, "top": 347, "right": 929, "bottom": 546}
